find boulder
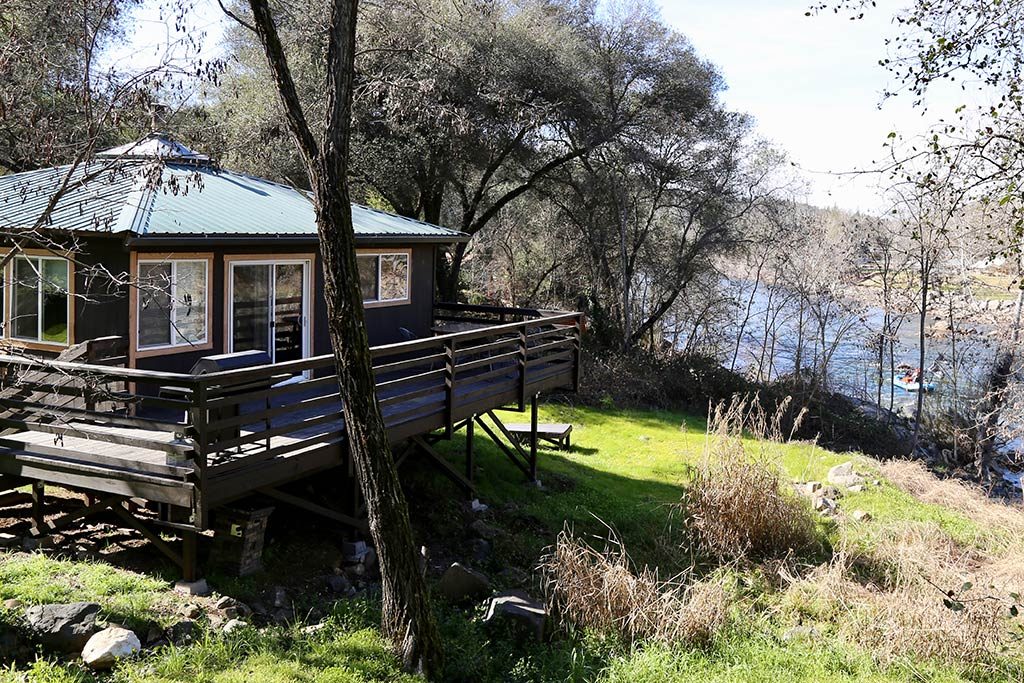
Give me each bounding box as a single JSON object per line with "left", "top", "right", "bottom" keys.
{"left": 214, "top": 596, "right": 251, "bottom": 619}
{"left": 470, "top": 538, "right": 492, "bottom": 563}
{"left": 827, "top": 462, "right": 864, "bottom": 488}
{"left": 483, "top": 590, "right": 547, "bottom": 641}
{"left": 812, "top": 496, "right": 837, "bottom": 513}
{"left": 270, "top": 586, "right": 289, "bottom": 609}
{"left": 437, "top": 563, "right": 491, "bottom": 603}
{"left": 167, "top": 619, "right": 199, "bottom": 645}
{"left": 81, "top": 626, "right": 140, "bottom": 669}
{"left": 24, "top": 602, "right": 100, "bottom": 652}
{"left": 326, "top": 573, "right": 354, "bottom": 595}
{"left": 180, "top": 603, "right": 202, "bottom": 620}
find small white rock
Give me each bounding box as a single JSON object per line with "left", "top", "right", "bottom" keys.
{"left": 222, "top": 618, "right": 247, "bottom": 635}
{"left": 173, "top": 578, "right": 210, "bottom": 597}
{"left": 81, "top": 626, "right": 140, "bottom": 669}
{"left": 852, "top": 510, "right": 872, "bottom": 522}
{"left": 828, "top": 462, "right": 864, "bottom": 488}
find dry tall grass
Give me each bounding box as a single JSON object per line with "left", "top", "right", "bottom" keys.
{"left": 678, "top": 396, "right": 820, "bottom": 563}
{"left": 878, "top": 458, "right": 1024, "bottom": 535}
{"left": 540, "top": 527, "right": 729, "bottom": 647}
{"left": 779, "top": 520, "right": 1020, "bottom": 667}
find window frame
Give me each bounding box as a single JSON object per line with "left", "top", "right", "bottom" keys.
{"left": 131, "top": 252, "right": 215, "bottom": 359}
{"left": 356, "top": 248, "right": 412, "bottom": 309}
{"left": 2, "top": 251, "right": 73, "bottom": 350}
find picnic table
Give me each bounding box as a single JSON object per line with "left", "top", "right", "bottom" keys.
{"left": 504, "top": 422, "right": 572, "bottom": 450}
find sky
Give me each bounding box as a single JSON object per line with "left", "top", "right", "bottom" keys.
{"left": 109, "top": 0, "right": 965, "bottom": 213}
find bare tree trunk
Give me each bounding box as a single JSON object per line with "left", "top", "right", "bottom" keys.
{"left": 912, "top": 257, "right": 929, "bottom": 451}
{"left": 245, "top": 0, "right": 442, "bottom": 675}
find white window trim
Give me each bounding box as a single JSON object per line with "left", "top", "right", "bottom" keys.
{"left": 137, "top": 258, "right": 210, "bottom": 351}
{"left": 358, "top": 250, "right": 411, "bottom": 307}
{"left": 10, "top": 255, "right": 71, "bottom": 347}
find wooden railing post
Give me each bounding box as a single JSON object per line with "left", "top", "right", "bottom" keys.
{"left": 572, "top": 315, "right": 582, "bottom": 393}
{"left": 190, "top": 380, "right": 209, "bottom": 530}
{"left": 518, "top": 322, "right": 528, "bottom": 411}
{"left": 444, "top": 337, "right": 456, "bottom": 438}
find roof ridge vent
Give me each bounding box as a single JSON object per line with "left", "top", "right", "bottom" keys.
{"left": 97, "top": 133, "right": 211, "bottom": 165}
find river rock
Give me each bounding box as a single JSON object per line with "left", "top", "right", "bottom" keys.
{"left": 81, "top": 626, "right": 140, "bottom": 669}
{"left": 24, "top": 602, "right": 100, "bottom": 652}
{"left": 437, "top": 563, "right": 491, "bottom": 603}
{"left": 827, "top": 462, "right": 864, "bottom": 488}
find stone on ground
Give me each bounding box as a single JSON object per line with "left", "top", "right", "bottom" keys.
{"left": 222, "top": 618, "right": 247, "bottom": 635}
{"left": 484, "top": 590, "right": 547, "bottom": 641}
{"left": 437, "top": 563, "right": 491, "bottom": 603}
{"left": 852, "top": 510, "right": 872, "bottom": 522}
{"left": 24, "top": 602, "right": 100, "bottom": 652}
{"left": 827, "top": 461, "right": 864, "bottom": 488}
{"left": 173, "top": 578, "right": 211, "bottom": 597}
{"left": 81, "top": 626, "right": 141, "bottom": 669}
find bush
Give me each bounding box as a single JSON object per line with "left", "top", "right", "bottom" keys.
{"left": 676, "top": 397, "right": 822, "bottom": 563}
{"left": 540, "top": 527, "right": 729, "bottom": 647}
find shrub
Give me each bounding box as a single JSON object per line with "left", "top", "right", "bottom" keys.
{"left": 676, "top": 397, "right": 821, "bottom": 563}
{"left": 540, "top": 527, "right": 729, "bottom": 647}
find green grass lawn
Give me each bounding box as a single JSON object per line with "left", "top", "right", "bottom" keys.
{"left": 1, "top": 403, "right": 1020, "bottom": 682}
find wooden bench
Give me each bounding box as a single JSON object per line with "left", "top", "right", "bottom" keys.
{"left": 504, "top": 422, "right": 572, "bottom": 450}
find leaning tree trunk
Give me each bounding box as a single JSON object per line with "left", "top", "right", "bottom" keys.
{"left": 246, "top": 0, "right": 442, "bottom": 675}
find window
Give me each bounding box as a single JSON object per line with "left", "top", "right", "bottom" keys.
{"left": 356, "top": 251, "right": 410, "bottom": 306}
{"left": 9, "top": 256, "right": 70, "bottom": 345}
{"left": 137, "top": 259, "right": 209, "bottom": 349}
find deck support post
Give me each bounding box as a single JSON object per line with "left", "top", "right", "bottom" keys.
{"left": 30, "top": 482, "right": 45, "bottom": 533}
{"left": 182, "top": 530, "right": 198, "bottom": 582}
{"left": 465, "top": 415, "right": 475, "bottom": 484}
{"left": 529, "top": 394, "right": 539, "bottom": 481}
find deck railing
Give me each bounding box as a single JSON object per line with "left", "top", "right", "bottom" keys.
{"left": 0, "top": 304, "right": 583, "bottom": 528}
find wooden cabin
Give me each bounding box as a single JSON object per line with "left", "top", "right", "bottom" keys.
{"left": 0, "top": 134, "right": 468, "bottom": 367}
{"left": 0, "top": 135, "right": 582, "bottom": 579}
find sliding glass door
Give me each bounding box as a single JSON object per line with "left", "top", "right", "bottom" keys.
{"left": 229, "top": 260, "right": 310, "bottom": 366}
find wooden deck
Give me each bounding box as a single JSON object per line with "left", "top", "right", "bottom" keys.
{"left": 0, "top": 304, "right": 582, "bottom": 575}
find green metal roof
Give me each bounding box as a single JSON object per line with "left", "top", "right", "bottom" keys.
{"left": 0, "top": 137, "right": 467, "bottom": 244}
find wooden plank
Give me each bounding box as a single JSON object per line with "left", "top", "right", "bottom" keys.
{"left": 0, "top": 436, "right": 193, "bottom": 478}
{"left": 202, "top": 375, "right": 339, "bottom": 410}
{"left": 0, "top": 457, "right": 194, "bottom": 506}
{"left": 207, "top": 430, "right": 345, "bottom": 477}
{"left": 204, "top": 392, "right": 340, "bottom": 433}
{"left": 0, "top": 418, "right": 193, "bottom": 456}
{"left": 211, "top": 411, "right": 342, "bottom": 452}
{"left": 0, "top": 396, "right": 183, "bottom": 433}
{"left": 206, "top": 442, "right": 342, "bottom": 505}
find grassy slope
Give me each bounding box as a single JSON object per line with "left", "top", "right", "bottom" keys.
{"left": 1, "top": 403, "right": 1017, "bottom": 682}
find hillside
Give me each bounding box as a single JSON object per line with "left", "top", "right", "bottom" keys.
{"left": 2, "top": 402, "right": 1023, "bottom": 682}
